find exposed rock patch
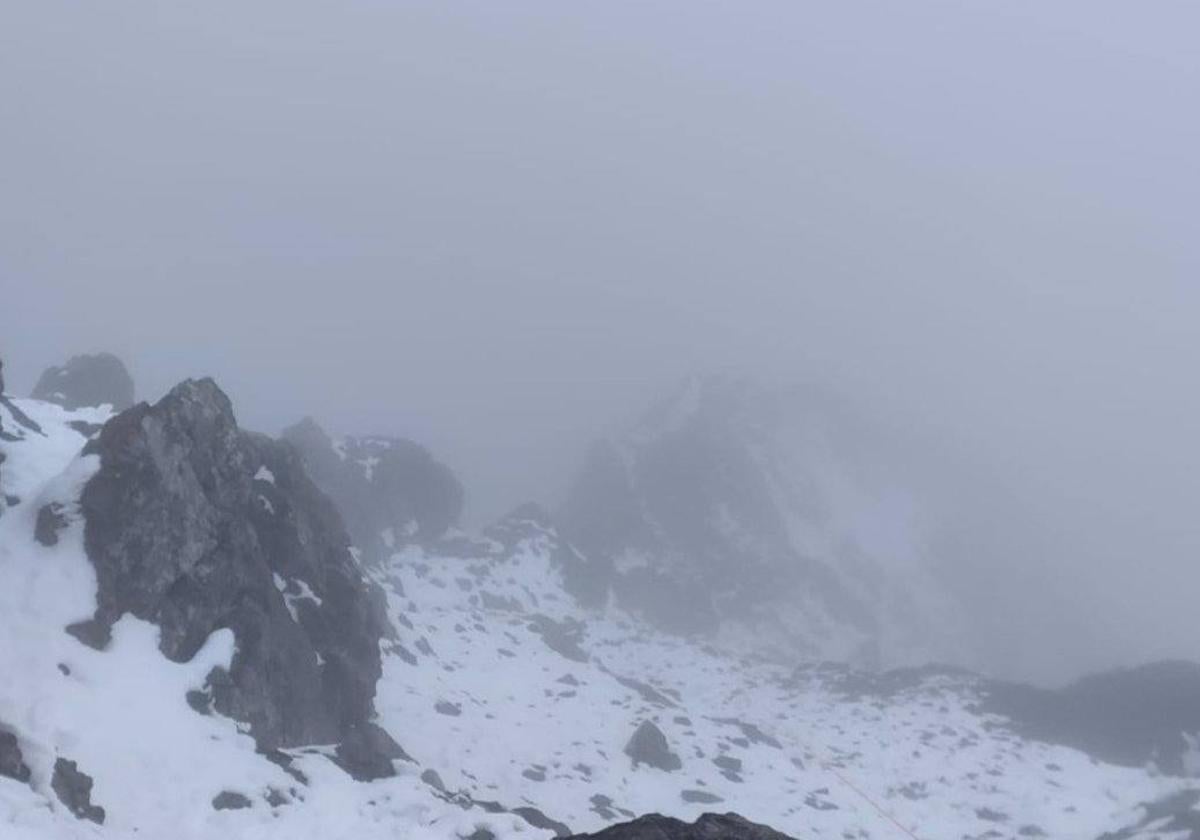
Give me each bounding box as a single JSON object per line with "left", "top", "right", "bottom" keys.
{"left": 624, "top": 720, "right": 681, "bottom": 772}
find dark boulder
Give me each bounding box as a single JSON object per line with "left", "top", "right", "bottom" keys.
{"left": 32, "top": 352, "right": 134, "bottom": 412}
{"left": 283, "top": 418, "right": 464, "bottom": 564}
{"left": 333, "top": 721, "right": 412, "bottom": 781}
{"left": 564, "top": 812, "right": 796, "bottom": 840}
{"left": 0, "top": 727, "right": 31, "bottom": 783}
{"left": 51, "top": 758, "right": 106, "bottom": 824}
{"left": 76, "top": 378, "right": 392, "bottom": 753}
{"left": 624, "top": 720, "right": 681, "bottom": 772}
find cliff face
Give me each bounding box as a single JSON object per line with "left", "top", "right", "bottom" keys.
{"left": 76, "top": 379, "right": 392, "bottom": 750}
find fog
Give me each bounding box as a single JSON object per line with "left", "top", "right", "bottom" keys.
{"left": 2, "top": 1, "right": 1198, "bottom": 685}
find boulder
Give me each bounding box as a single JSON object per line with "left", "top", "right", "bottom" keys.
{"left": 563, "top": 812, "right": 796, "bottom": 840}
{"left": 624, "top": 720, "right": 681, "bottom": 772}
{"left": 75, "top": 378, "right": 392, "bottom": 752}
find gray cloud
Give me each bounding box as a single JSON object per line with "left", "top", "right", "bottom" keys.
{"left": 2, "top": 1, "right": 1197, "bottom": 684}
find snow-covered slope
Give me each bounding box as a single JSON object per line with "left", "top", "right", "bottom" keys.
{"left": 372, "top": 512, "right": 1200, "bottom": 839}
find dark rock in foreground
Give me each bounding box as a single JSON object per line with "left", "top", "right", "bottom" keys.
{"left": 75, "top": 378, "right": 392, "bottom": 756}
{"left": 564, "top": 812, "right": 796, "bottom": 840}
{"left": 32, "top": 352, "right": 134, "bottom": 412}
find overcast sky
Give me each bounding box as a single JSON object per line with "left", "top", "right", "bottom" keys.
{"left": 2, "top": 2, "right": 1198, "bottom": 683}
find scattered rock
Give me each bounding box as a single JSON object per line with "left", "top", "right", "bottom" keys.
{"left": 681, "top": 790, "right": 724, "bottom": 804}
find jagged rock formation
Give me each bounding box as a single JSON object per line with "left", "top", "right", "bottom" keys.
{"left": 283, "top": 417, "right": 463, "bottom": 564}
{"left": 74, "top": 378, "right": 393, "bottom": 753}
{"left": 560, "top": 375, "right": 958, "bottom": 667}
{"left": 563, "top": 812, "right": 796, "bottom": 840}
{"left": 31, "top": 352, "right": 135, "bottom": 412}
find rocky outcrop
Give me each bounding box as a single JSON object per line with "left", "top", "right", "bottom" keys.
{"left": 564, "top": 812, "right": 797, "bottom": 840}
{"left": 984, "top": 660, "right": 1200, "bottom": 776}
{"left": 283, "top": 418, "right": 463, "bottom": 564}
{"left": 74, "top": 378, "right": 393, "bottom": 756}
{"left": 32, "top": 352, "right": 134, "bottom": 412}
{"left": 0, "top": 727, "right": 31, "bottom": 783}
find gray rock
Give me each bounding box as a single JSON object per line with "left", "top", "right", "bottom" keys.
{"left": 624, "top": 720, "right": 681, "bottom": 772}
{"left": 283, "top": 418, "right": 463, "bottom": 564}
{"left": 32, "top": 353, "right": 134, "bottom": 412}
{"left": 51, "top": 758, "right": 106, "bottom": 824}
{"left": 75, "top": 378, "right": 390, "bottom": 753}
{"left": 212, "top": 791, "right": 253, "bottom": 810}
{"left": 34, "top": 502, "right": 68, "bottom": 546}
{"left": 333, "top": 721, "right": 411, "bottom": 781}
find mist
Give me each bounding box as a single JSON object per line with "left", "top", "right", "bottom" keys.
{"left": 3, "top": 1, "right": 1198, "bottom": 687}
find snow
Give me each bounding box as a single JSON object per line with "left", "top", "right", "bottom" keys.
{"left": 253, "top": 466, "right": 276, "bottom": 485}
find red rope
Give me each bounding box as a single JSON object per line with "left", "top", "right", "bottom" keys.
{"left": 821, "top": 761, "right": 924, "bottom": 840}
